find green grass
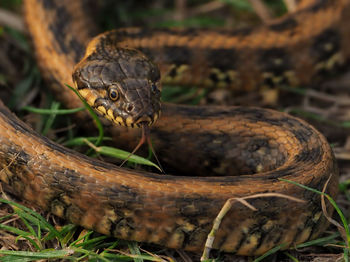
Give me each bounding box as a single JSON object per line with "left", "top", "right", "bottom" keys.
{"left": 280, "top": 178, "right": 350, "bottom": 255}
{"left": 0, "top": 198, "right": 167, "bottom": 261}
{"left": 1, "top": 180, "right": 347, "bottom": 261}
{"left": 18, "top": 83, "right": 162, "bottom": 170}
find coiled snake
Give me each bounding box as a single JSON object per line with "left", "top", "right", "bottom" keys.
{"left": 0, "top": 0, "right": 350, "bottom": 256}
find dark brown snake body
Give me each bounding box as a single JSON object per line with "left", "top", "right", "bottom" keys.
{"left": 0, "top": 0, "right": 349, "bottom": 255}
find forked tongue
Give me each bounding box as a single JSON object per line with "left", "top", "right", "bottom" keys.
{"left": 120, "top": 122, "right": 164, "bottom": 173}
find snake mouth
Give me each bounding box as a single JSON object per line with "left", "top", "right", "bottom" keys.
{"left": 110, "top": 114, "right": 157, "bottom": 128}
{"left": 135, "top": 115, "right": 153, "bottom": 127}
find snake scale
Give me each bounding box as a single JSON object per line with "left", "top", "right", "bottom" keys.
{"left": 0, "top": 0, "right": 350, "bottom": 256}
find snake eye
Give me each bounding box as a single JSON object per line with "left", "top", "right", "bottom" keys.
{"left": 108, "top": 86, "right": 119, "bottom": 101}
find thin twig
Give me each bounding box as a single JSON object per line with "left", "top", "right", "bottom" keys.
{"left": 283, "top": 0, "right": 297, "bottom": 12}
{"left": 175, "top": 249, "right": 192, "bottom": 262}
{"left": 334, "top": 150, "right": 350, "bottom": 160}
{"left": 200, "top": 192, "right": 305, "bottom": 261}
{"left": 248, "top": 0, "right": 272, "bottom": 22}
{"left": 188, "top": 1, "right": 226, "bottom": 17}
{"left": 0, "top": 8, "right": 25, "bottom": 32}
{"left": 321, "top": 174, "right": 347, "bottom": 244}
{"left": 306, "top": 89, "right": 350, "bottom": 106}
{"left": 174, "top": 0, "right": 187, "bottom": 21}
{"left": 110, "top": 248, "right": 171, "bottom": 262}
{"left": 0, "top": 152, "right": 20, "bottom": 178}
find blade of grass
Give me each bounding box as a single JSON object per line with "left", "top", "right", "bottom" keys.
{"left": 15, "top": 235, "right": 41, "bottom": 251}
{"left": 279, "top": 178, "right": 350, "bottom": 249}
{"left": 128, "top": 242, "right": 143, "bottom": 262}
{"left": 279, "top": 85, "right": 307, "bottom": 95}
{"left": 289, "top": 108, "right": 350, "bottom": 128}
{"left": 65, "top": 84, "right": 162, "bottom": 171}
{"left": 22, "top": 106, "right": 85, "bottom": 115}
{"left": 70, "top": 247, "right": 111, "bottom": 262}
{"left": 14, "top": 207, "right": 54, "bottom": 244}
{"left": 103, "top": 250, "right": 167, "bottom": 262}
{"left": 0, "top": 223, "right": 40, "bottom": 249}
{"left": 0, "top": 249, "right": 75, "bottom": 259}
{"left": 15, "top": 209, "right": 37, "bottom": 237}
{"left": 73, "top": 235, "right": 109, "bottom": 249}
{"left": 83, "top": 139, "right": 161, "bottom": 171}
{"left": 221, "top": 0, "right": 254, "bottom": 12}
{"left": 63, "top": 136, "right": 112, "bottom": 147}
{"left": 57, "top": 224, "right": 78, "bottom": 246}
{"left": 0, "top": 256, "right": 33, "bottom": 262}
{"left": 0, "top": 198, "right": 62, "bottom": 239}
{"left": 253, "top": 243, "right": 287, "bottom": 262}
{"left": 42, "top": 101, "right": 60, "bottom": 135}
{"left": 37, "top": 222, "right": 41, "bottom": 243}
{"left": 100, "top": 240, "right": 120, "bottom": 256}
{"left": 0, "top": 224, "right": 37, "bottom": 241}
{"left": 69, "top": 230, "right": 93, "bottom": 247}
{"left": 65, "top": 84, "right": 104, "bottom": 147}
{"left": 295, "top": 232, "right": 340, "bottom": 248}
{"left": 284, "top": 252, "right": 299, "bottom": 262}
{"left": 0, "top": 213, "right": 15, "bottom": 222}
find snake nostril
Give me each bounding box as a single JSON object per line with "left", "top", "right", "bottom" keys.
{"left": 126, "top": 104, "right": 134, "bottom": 113}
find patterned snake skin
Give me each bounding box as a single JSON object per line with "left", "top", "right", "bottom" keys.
{"left": 0, "top": 0, "right": 349, "bottom": 256}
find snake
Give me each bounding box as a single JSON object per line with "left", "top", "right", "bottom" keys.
{"left": 0, "top": 0, "right": 349, "bottom": 256}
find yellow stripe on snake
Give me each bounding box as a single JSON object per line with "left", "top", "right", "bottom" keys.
{"left": 0, "top": 0, "right": 349, "bottom": 256}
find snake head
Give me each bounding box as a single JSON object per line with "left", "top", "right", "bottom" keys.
{"left": 72, "top": 47, "right": 161, "bottom": 127}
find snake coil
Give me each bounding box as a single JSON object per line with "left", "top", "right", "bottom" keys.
{"left": 0, "top": 0, "right": 349, "bottom": 256}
